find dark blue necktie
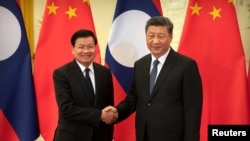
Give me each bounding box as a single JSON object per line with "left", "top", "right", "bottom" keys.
{"left": 85, "top": 68, "right": 95, "bottom": 103}
{"left": 149, "top": 59, "right": 159, "bottom": 95}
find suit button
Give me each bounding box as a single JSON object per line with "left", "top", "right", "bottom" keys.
{"left": 148, "top": 103, "right": 151, "bottom": 106}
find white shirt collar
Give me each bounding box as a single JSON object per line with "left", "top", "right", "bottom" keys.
{"left": 76, "top": 60, "right": 94, "bottom": 73}
{"left": 151, "top": 47, "right": 170, "bottom": 65}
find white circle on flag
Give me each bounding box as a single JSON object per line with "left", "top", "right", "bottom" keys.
{"left": 0, "top": 6, "right": 21, "bottom": 61}
{"left": 108, "top": 10, "right": 151, "bottom": 68}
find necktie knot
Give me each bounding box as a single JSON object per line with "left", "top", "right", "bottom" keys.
{"left": 153, "top": 59, "right": 160, "bottom": 67}
{"left": 85, "top": 68, "right": 90, "bottom": 76}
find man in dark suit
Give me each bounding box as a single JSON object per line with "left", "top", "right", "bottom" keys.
{"left": 53, "top": 29, "right": 115, "bottom": 141}
{"left": 106, "top": 16, "right": 203, "bottom": 141}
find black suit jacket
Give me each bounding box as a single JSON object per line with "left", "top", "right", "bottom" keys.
{"left": 116, "top": 48, "right": 203, "bottom": 141}
{"left": 53, "top": 60, "right": 114, "bottom": 141}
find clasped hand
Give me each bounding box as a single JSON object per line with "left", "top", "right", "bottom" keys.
{"left": 101, "top": 106, "right": 118, "bottom": 124}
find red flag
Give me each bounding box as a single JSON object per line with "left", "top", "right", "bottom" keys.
{"left": 34, "top": 1, "right": 100, "bottom": 140}
{"left": 248, "top": 61, "right": 250, "bottom": 93}
{"left": 178, "top": 1, "right": 250, "bottom": 141}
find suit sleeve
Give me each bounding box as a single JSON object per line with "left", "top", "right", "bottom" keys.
{"left": 183, "top": 60, "right": 203, "bottom": 141}
{"left": 115, "top": 76, "right": 137, "bottom": 122}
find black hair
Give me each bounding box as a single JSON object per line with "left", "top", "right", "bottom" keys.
{"left": 145, "top": 16, "right": 173, "bottom": 35}
{"left": 70, "top": 29, "right": 98, "bottom": 46}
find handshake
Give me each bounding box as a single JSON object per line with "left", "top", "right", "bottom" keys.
{"left": 101, "top": 106, "right": 118, "bottom": 124}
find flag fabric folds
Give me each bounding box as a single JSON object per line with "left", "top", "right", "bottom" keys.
{"left": 34, "top": 0, "right": 100, "bottom": 140}
{"left": 248, "top": 61, "right": 250, "bottom": 94}
{"left": 105, "top": 0, "right": 162, "bottom": 140}
{"left": 0, "top": 0, "right": 39, "bottom": 140}
{"left": 178, "top": 0, "right": 250, "bottom": 141}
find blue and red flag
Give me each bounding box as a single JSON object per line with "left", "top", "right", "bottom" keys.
{"left": 0, "top": 0, "right": 39, "bottom": 140}
{"left": 105, "top": 0, "right": 162, "bottom": 140}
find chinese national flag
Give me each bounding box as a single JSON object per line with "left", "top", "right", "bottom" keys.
{"left": 178, "top": 1, "right": 250, "bottom": 141}
{"left": 34, "top": 0, "right": 100, "bottom": 140}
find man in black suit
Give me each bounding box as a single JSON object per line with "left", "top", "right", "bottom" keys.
{"left": 106, "top": 16, "right": 203, "bottom": 141}
{"left": 53, "top": 29, "right": 116, "bottom": 141}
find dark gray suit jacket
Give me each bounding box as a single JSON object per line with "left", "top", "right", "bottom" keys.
{"left": 53, "top": 60, "right": 114, "bottom": 141}
{"left": 116, "top": 48, "right": 203, "bottom": 141}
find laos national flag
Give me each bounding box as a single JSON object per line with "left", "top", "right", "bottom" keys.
{"left": 105, "top": 0, "right": 162, "bottom": 140}
{"left": 0, "top": 0, "right": 39, "bottom": 141}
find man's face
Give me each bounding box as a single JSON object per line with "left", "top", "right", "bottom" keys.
{"left": 146, "top": 26, "right": 172, "bottom": 58}
{"left": 72, "top": 37, "right": 96, "bottom": 67}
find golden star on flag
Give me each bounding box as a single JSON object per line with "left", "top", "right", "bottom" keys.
{"left": 228, "top": 0, "right": 234, "bottom": 4}
{"left": 190, "top": 2, "right": 202, "bottom": 15}
{"left": 209, "top": 6, "right": 221, "bottom": 20}
{"left": 47, "top": 2, "right": 59, "bottom": 15}
{"left": 65, "top": 6, "right": 77, "bottom": 19}
{"left": 83, "top": 0, "right": 90, "bottom": 5}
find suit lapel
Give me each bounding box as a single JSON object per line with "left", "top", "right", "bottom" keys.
{"left": 70, "top": 60, "right": 95, "bottom": 104}
{"left": 143, "top": 56, "right": 152, "bottom": 99}
{"left": 92, "top": 63, "right": 100, "bottom": 106}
